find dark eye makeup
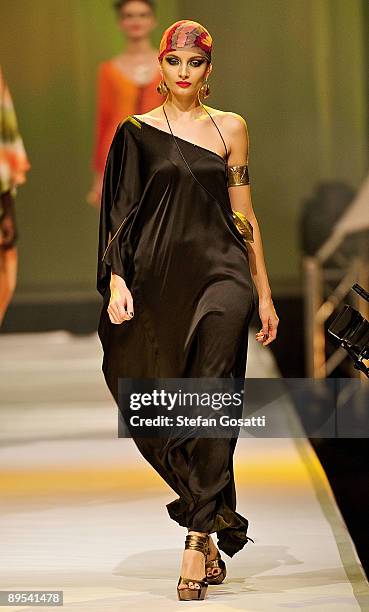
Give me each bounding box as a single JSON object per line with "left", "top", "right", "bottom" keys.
{"left": 165, "top": 56, "right": 205, "bottom": 67}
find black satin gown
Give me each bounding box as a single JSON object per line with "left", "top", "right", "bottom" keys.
{"left": 97, "top": 114, "right": 256, "bottom": 557}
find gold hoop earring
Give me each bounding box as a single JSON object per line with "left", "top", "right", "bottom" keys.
{"left": 157, "top": 79, "right": 169, "bottom": 95}
{"left": 199, "top": 79, "right": 210, "bottom": 100}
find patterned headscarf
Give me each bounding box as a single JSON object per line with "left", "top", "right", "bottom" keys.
{"left": 158, "top": 20, "right": 212, "bottom": 64}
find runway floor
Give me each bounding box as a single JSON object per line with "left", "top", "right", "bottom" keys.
{"left": 0, "top": 330, "right": 368, "bottom": 611}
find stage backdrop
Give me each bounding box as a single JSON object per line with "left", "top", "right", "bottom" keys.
{"left": 0, "top": 0, "right": 368, "bottom": 303}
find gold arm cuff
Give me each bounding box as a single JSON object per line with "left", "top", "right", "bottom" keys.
{"left": 232, "top": 210, "right": 254, "bottom": 242}
{"left": 227, "top": 164, "right": 249, "bottom": 186}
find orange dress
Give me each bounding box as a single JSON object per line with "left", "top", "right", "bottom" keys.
{"left": 92, "top": 60, "right": 163, "bottom": 175}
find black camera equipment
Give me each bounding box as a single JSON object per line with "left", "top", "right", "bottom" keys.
{"left": 328, "top": 283, "right": 369, "bottom": 377}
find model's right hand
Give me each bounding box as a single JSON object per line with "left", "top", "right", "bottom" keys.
{"left": 107, "top": 274, "right": 134, "bottom": 324}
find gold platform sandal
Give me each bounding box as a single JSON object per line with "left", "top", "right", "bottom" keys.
{"left": 177, "top": 533, "right": 209, "bottom": 601}
{"left": 205, "top": 536, "right": 227, "bottom": 585}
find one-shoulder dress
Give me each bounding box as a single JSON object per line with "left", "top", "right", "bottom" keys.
{"left": 97, "top": 114, "right": 256, "bottom": 557}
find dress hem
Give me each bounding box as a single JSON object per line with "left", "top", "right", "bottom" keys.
{"left": 166, "top": 496, "right": 255, "bottom": 558}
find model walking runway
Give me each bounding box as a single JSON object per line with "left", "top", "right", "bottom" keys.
{"left": 0, "top": 331, "right": 367, "bottom": 610}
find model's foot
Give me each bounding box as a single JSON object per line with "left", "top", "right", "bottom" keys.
{"left": 206, "top": 534, "right": 223, "bottom": 578}
{"left": 178, "top": 531, "right": 206, "bottom": 591}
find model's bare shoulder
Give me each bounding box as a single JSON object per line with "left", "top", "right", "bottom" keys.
{"left": 223, "top": 112, "right": 248, "bottom": 143}
{"left": 206, "top": 108, "right": 247, "bottom": 137}
{"left": 222, "top": 112, "right": 248, "bottom": 136}
{"left": 221, "top": 112, "right": 249, "bottom": 164}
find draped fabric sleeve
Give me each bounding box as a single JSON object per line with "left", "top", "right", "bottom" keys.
{"left": 96, "top": 117, "right": 142, "bottom": 297}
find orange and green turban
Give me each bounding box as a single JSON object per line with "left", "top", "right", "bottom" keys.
{"left": 158, "top": 20, "right": 212, "bottom": 63}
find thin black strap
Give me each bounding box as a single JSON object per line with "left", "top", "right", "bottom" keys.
{"left": 162, "top": 105, "right": 246, "bottom": 249}
{"left": 162, "top": 104, "right": 229, "bottom": 212}
{"left": 201, "top": 105, "right": 228, "bottom": 160}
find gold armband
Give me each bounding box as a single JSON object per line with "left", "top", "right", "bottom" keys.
{"left": 227, "top": 164, "right": 249, "bottom": 186}
{"left": 232, "top": 210, "right": 254, "bottom": 242}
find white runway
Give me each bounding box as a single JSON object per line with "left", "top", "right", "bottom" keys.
{"left": 0, "top": 330, "right": 368, "bottom": 611}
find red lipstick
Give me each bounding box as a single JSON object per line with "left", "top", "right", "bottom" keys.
{"left": 176, "top": 81, "right": 191, "bottom": 88}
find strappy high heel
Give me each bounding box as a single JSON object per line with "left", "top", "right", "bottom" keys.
{"left": 177, "top": 533, "right": 209, "bottom": 601}
{"left": 205, "top": 535, "right": 227, "bottom": 585}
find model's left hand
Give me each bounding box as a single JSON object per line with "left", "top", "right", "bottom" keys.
{"left": 255, "top": 296, "right": 279, "bottom": 346}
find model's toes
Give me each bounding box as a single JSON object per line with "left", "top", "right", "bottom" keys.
{"left": 188, "top": 581, "right": 200, "bottom": 590}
